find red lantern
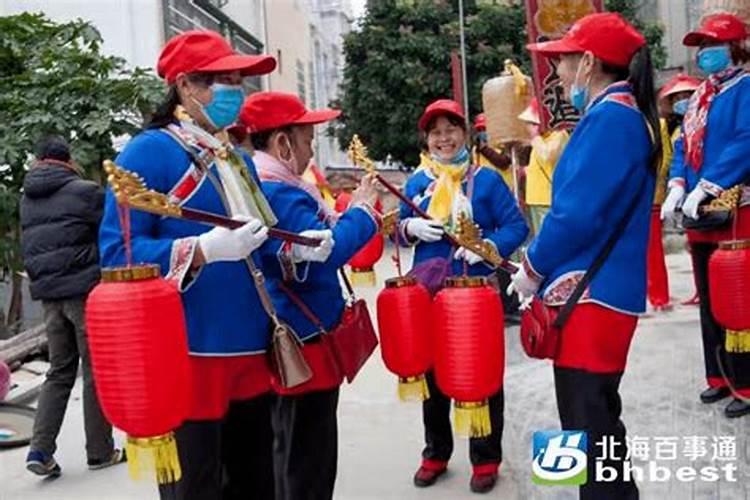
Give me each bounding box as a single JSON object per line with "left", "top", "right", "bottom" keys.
{"left": 433, "top": 277, "right": 504, "bottom": 438}
{"left": 335, "top": 192, "right": 384, "bottom": 286}
{"left": 709, "top": 240, "right": 750, "bottom": 353}
{"left": 376, "top": 277, "right": 433, "bottom": 401}
{"left": 86, "top": 265, "right": 190, "bottom": 483}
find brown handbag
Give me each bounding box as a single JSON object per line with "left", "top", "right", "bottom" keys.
{"left": 278, "top": 270, "right": 378, "bottom": 384}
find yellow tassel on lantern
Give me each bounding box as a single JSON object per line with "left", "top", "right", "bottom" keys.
{"left": 726, "top": 330, "right": 750, "bottom": 353}
{"left": 126, "top": 433, "right": 182, "bottom": 484}
{"left": 453, "top": 401, "right": 492, "bottom": 438}
{"left": 398, "top": 375, "right": 430, "bottom": 402}
{"left": 349, "top": 268, "right": 376, "bottom": 287}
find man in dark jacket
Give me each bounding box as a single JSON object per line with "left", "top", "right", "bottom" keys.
{"left": 20, "top": 136, "right": 124, "bottom": 477}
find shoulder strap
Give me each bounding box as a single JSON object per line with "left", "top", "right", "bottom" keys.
{"left": 552, "top": 171, "right": 649, "bottom": 328}
{"left": 277, "top": 268, "right": 357, "bottom": 333}
{"left": 277, "top": 280, "right": 327, "bottom": 333}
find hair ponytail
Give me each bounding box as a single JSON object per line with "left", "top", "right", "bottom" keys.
{"left": 144, "top": 86, "right": 180, "bottom": 129}
{"left": 628, "top": 46, "right": 662, "bottom": 173}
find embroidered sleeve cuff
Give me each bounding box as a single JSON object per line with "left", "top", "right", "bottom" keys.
{"left": 166, "top": 237, "right": 202, "bottom": 292}
{"left": 522, "top": 253, "right": 544, "bottom": 283}
{"left": 668, "top": 178, "right": 686, "bottom": 189}
{"left": 398, "top": 218, "right": 418, "bottom": 246}
{"left": 278, "top": 241, "right": 311, "bottom": 283}
{"left": 698, "top": 179, "right": 724, "bottom": 198}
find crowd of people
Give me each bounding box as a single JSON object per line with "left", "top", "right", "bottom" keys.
{"left": 16, "top": 9, "right": 750, "bottom": 500}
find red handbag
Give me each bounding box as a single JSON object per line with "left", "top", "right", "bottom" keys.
{"left": 520, "top": 298, "right": 561, "bottom": 360}
{"left": 278, "top": 270, "right": 378, "bottom": 384}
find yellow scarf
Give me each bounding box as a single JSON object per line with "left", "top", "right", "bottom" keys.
{"left": 423, "top": 154, "right": 470, "bottom": 224}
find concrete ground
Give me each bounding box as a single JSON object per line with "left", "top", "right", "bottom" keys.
{"left": 1, "top": 251, "right": 748, "bottom": 500}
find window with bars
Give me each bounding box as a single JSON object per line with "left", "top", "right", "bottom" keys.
{"left": 297, "top": 59, "right": 306, "bottom": 104}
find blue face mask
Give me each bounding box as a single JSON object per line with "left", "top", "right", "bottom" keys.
{"left": 476, "top": 131, "right": 488, "bottom": 143}
{"left": 697, "top": 45, "right": 732, "bottom": 75}
{"left": 432, "top": 146, "right": 469, "bottom": 165}
{"left": 198, "top": 83, "right": 245, "bottom": 129}
{"left": 569, "top": 57, "right": 592, "bottom": 113}
{"left": 672, "top": 98, "right": 690, "bottom": 116}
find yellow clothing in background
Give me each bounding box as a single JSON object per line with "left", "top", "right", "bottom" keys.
{"left": 525, "top": 130, "right": 569, "bottom": 207}
{"left": 654, "top": 119, "right": 679, "bottom": 206}
{"left": 474, "top": 146, "right": 513, "bottom": 188}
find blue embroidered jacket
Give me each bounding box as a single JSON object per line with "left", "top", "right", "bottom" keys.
{"left": 398, "top": 166, "right": 528, "bottom": 277}
{"left": 99, "top": 129, "right": 272, "bottom": 356}
{"left": 525, "top": 83, "right": 655, "bottom": 315}
{"left": 669, "top": 69, "right": 750, "bottom": 195}
{"left": 259, "top": 182, "right": 378, "bottom": 341}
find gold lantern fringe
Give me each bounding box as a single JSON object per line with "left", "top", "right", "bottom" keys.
{"left": 349, "top": 268, "right": 376, "bottom": 287}
{"left": 398, "top": 375, "right": 430, "bottom": 402}
{"left": 126, "top": 433, "right": 182, "bottom": 484}
{"left": 726, "top": 330, "right": 750, "bottom": 353}
{"left": 453, "top": 401, "right": 491, "bottom": 438}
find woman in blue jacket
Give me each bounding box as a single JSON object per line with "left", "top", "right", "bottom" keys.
{"left": 663, "top": 13, "right": 750, "bottom": 419}
{"left": 240, "top": 91, "right": 380, "bottom": 500}
{"left": 98, "top": 31, "right": 325, "bottom": 500}
{"left": 399, "top": 99, "right": 528, "bottom": 494}
{"left": 515, "top": 13, "right": 662, "bottom": 500}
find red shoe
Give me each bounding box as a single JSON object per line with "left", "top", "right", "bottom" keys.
{"left": 413, "top": 459, "right": 448, "bottom": 488}
{"left": 652, "top": 303, "right": 673, "bottom": 312}
{"left": 470, "top": 463, "right": 500, "bottom": 493}
{"left": 681, "top": 294, "right": 700, "bottom": 306}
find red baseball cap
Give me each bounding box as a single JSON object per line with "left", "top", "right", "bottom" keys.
{"left": 658, "top": 74, "right": 702, "bottom": 100}
{"left": 683, "top": 13, "right": 749, "bottom": 47}
{"left": 474, "top": 113, "right": 487, "bottom": 130}
{"left": 418, "top": 99, "right": 466, "bottom": 131}
{"left": 239, "top": 91, "right": 341, "bottom": 133}
{"left": 157, "top": 30, "right": 276, "bottom": 84}
{"left": 527, "top": 12, "right": 646, "bottom": 68}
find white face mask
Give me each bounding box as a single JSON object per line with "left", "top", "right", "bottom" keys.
{"left": 278, "top": 134, "right": 301, "bottom": 175}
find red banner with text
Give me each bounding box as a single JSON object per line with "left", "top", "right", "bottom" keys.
{"left": 524, "top": 0, "right": 604, "bottom": 131}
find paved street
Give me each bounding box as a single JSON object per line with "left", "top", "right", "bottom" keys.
{"left": 1, "top": 250, "right": 748, "bottom": 500}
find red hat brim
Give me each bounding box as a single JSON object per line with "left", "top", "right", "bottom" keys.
{"left": 527, "top": 38, "right": 584, "bottom": 58}
{"left": 292, "top": 109, "right": 342, "bottom": 126}
{"left": 198, "top": 53, "right": 277, "bottom": 77}
{"left": 659, "top": 81, "right": 701, "bottom": 100}
{"left": 418, "top": 108, "right": 465, "bottom": 131}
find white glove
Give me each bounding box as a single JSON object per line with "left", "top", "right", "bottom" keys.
{"left": 198, "top": 215, "right": 268, "bottom": 264}
{"left": 406, "top": 218, "right": 444, "bottom": 243}
{"left": 681, "top": 186, "right": 709, "bottom": 220}
{"left": 291, "top": 229, "right": 335, "bottom": 263}
{"left": 506, "top": 265, "right": 540, "bottom": 309}
{"left": 455, "top": 244, "right": 487, "bottom": 266}
{"left": 660, "top": 185, "right": 685, "bottom": 220}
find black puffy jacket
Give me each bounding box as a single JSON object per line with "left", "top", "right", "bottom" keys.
{"left": 20, "top": 163, "right": 104, "bottom": 301}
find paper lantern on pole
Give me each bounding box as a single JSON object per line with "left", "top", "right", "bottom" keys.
{"left": 709, "top": 240, "right": 750, "bottom": 353}
{"left": 86, "top": 265, "right": 190, "bottom": 483}
{"left": 376, "top": 277, "right": 433, "bottom": 401}
{"left": 433, "top": 277, "right": 504, "bottom": 438}
{"left": 482, "top": 60, "right": 533, "bottom": 146}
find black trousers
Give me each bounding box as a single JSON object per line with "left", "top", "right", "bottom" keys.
{"left": 272, "top": 388, "right": 340, "bottom": 500}
{"left": 421, "top": 371, "right": 504, "bottom": 468}
{"left": 158, "top": 394, "right": 275, "bottom": 500}
{"left": 554, "top": 366, "right": 638, "bottom": 500}
{"left": 691, "top": 242, "right": 750, "bottom": 392}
